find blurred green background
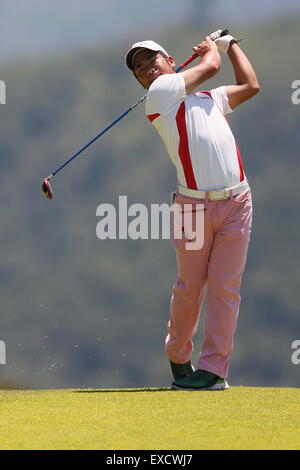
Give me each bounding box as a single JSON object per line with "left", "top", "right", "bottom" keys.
{"left": 0, "top": 1, "right": 299, "bottom": 389}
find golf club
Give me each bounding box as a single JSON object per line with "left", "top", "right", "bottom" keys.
{"left": 42, "top": 28, "right": 230, "bottom": 199}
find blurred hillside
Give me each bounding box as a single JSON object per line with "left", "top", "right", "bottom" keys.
{"left": 1, "top": 0, "right": 300, "bottom": 62}
{"left": 0, "top": 15, "right": 299, "bottom": 389}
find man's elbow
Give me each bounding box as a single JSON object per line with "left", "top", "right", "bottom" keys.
{"left": 249, "top": 81, "right": 260, "bottom": 96}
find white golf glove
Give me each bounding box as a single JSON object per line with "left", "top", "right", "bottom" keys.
{"left": 215, "top": 34, "right": 237, "bottom": 53}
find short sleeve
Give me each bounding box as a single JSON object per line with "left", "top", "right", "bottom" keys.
{"left": 210, "top": 86, "right": 234, "bottom": 115}
{"left": 146, "top": 73, "right": 187, "bottom": 115}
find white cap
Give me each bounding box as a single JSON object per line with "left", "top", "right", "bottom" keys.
{"left": 126, "top": 40, "right": 169, "bottom": 71}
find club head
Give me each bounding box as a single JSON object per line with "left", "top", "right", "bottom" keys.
{"left": 42, "top": 178, "right": 53, "bottom": 200}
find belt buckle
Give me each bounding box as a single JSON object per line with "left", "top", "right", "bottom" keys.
{"left": 209, "top": 190, "right": 229, "bottom": 201}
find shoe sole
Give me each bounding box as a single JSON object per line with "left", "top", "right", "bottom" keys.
{"left": 171, "top": 380, "right": 230, "bottom": 391}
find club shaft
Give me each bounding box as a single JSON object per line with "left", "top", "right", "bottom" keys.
{"left": 51, "top": 55, "right": 197, "bottom": 177}
{"left": 50, "top": 28, "right": 229, "bottom": 178}
{"left": 175, "top": 54, "right": 198, "bottom": 73}
{"left": 52, "top": 107, "right": 132, "bottom": 176}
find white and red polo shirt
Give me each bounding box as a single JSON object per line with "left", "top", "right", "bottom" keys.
{"left": 145, "top": 73, "right": 245, "bottom": 191}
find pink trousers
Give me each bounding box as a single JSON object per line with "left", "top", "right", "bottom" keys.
{"left": 165, "top": 188, "right": 253, "bottom": 378}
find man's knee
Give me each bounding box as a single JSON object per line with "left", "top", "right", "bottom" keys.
{"left": 172, "top": 277, "right": 205, "bottom": 303}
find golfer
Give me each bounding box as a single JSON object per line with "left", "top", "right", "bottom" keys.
{"left": 126, "top": 32, "right": 259, "bottom": 390}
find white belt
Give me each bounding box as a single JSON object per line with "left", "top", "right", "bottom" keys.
{"left": 177, "top": 179, "right": 250, "bottom": 201}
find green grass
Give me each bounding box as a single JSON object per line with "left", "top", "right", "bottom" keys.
{"left": 0, "top": 386, "right": 299, "bottom": 450}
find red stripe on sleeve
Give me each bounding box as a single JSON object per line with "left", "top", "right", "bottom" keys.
{"left": 200, "top": 91, "right": 212, "bottom": 97}
{"left": 175, "top": 102, "right": 198, "bottom": 190}
{"left": 147, "top": 113, "right": 160, "bottom": 122}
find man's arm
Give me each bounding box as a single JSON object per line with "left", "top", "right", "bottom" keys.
{"left": 226, "top": 43, "right": 260, "bottom": 109}
{"left": 182, "top": 37, "right": 221, "bottom": 95}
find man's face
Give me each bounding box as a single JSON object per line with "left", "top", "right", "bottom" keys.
{"left": 132, "top": 49, "right": 176, "bottom": 89}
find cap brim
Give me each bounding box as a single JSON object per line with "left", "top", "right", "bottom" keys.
{"left": 126, "top": 47, "right": 142, "bottom": 71}
{"left": 126, "top": 47, "right": 159, "bottom": 71}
